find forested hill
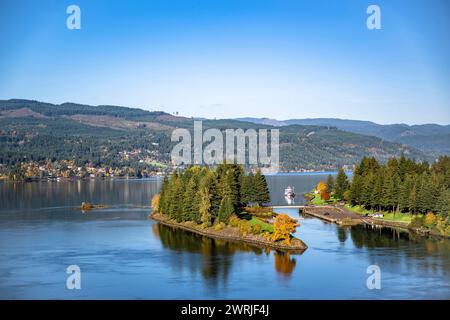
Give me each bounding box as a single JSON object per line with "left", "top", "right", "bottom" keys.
{"left": 237, "top": 117, "right": 450, "bottom": 155}
{"left": 0, "top": 99, "right": 432, "bottom": 172}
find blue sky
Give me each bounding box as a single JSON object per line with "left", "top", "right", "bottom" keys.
{"left": 0, "top": 0, "right": 449, "bottom": 124}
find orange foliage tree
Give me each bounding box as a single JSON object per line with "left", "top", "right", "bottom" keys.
{"left": 151, "top": 194, "right": 160, "bottom": 212}
{"left": 273, "top": 214, "right": 299, "bottom": 244}
{"left": 320, "top": 189, "right": 330, "bottom": 201}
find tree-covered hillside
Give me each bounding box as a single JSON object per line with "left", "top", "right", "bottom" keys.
{"left": 0, "top": 99, "right": 433, "bottom": 175}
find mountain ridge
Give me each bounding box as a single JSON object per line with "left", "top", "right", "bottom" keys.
{"left": 237, "top": 117, "right": 450, "bottom": 155}
{"left": 0, "top": 99, "right": 438, "bottom": 172}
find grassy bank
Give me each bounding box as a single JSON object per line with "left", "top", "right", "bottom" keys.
{"left": 343, "top": 204, "right": 414, "bottom": 224}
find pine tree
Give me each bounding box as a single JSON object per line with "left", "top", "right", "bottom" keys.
{"left": 165, "top": 171, "right": 177, "bottom": 218}
{"left": 436, "top": 188, "right": 450, "bottom": 218}
{"left": 409, "top": 178, "right": 419, "bottom": 214}
{"left": 327, "top": 174, "right": 334, "bottom": 194}
{"left": 381, "top": 170, "right": 395, "bottom": 212}
{"left": 399, "top": 174, "right": 413, "bottom": 212}
{"left": 199, "top": 171, "right": 220, "bottom": 220}
{"left": 240, "top": 172, "right": 254, "bottom": 206}
{"left": 417, "top": 173, "right": 433, "bottom": 214}
{"left": 349, "top": 173, "right": 363, "bottom": 205}
{"left": 254, "top": 169, "right": 270, "bottom": 205}
{"left": 199, "top": 187, "right": 212, "bottom": 227}
{"left": 159, "top": 176, "right": 169, "bottom": 214}
{"left": 218, "top": 195, "right": 234, "bottom": 224}
{"left": 334, "top": 168, "right": 349, "bottom": 200}
{"left": 183, "top": 178, "right": 198, "bottom": 222}
{"left": 370, "top": 173, "right": 383, "bottom": 211}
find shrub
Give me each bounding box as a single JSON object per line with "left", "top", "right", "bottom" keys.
{"left": 251, "top": 223, "right": 262, "bottom": 234}
{"left": 424, "top": 212, "right": 437, "bottom": 227}
{"left": 214, "top": 222, "right": 225, "bottom": 231}
{"left": 228, "top": 215, "right": 240, "bottom": 228}
{"left": 244, "top": 206, "right": 273, "bottom": 215}
{"left": 409, "top": 216, "right": 424, "bottom": 228}
{"left": 238, "top": 220, "right": 251, "bottom": 236}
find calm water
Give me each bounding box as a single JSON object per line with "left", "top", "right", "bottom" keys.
{"left": 0, "top": 175, "right": 449, "bottom": 299}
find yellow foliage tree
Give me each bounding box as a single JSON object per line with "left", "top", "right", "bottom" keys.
{"left": 424, "top": 212, "right": 436, "bottom": 227}
{"left": 151, "top": 194, "right": 160, "bottom": 212}
{"left": 273, "top": 214, "right": 298, "bottom": 244}
{"left": 317, "top": 181, "right": 327, "bottom": 193}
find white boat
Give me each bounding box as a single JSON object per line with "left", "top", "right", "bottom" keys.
{"left": 284, "top": 186, "right": 295, "bottom": 199}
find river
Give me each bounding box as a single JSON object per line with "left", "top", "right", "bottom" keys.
{"left": 0, "top": 174, "right": 449, "bottom": 299}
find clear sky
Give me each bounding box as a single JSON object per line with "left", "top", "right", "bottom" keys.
{"left": 0, "top": 0, "right": 449, "bottom": 124}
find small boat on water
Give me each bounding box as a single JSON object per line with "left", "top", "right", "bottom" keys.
{"left": 284, "top": 186, "right": 295, "bottom": 199}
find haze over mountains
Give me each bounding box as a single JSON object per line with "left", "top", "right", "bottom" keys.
{"left": 0, "top": 99, "right": 446, "bottom": 172}
{"left": 237, "top": 117, "right": 450, "bottom": 155}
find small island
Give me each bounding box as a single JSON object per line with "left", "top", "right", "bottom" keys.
{"left": 150, "top": 164, "right": 307, "bottom": 251}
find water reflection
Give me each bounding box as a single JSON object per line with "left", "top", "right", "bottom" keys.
{"left": 284, "top": 196, "right": 295, "bottom": 205}
{"left": 274, "top": 251, "right": 297, "bottom": 276}
{"left": 152, "top": 223, "right": 303, "bottom": 280}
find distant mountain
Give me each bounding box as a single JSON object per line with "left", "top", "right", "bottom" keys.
{"left": 237, "top": 117, "right": 450, "bottom": 155}
{"left": 0, "top": 99, "right": 433, "bottom": 172}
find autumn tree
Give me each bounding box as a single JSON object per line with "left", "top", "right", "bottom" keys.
{"left": 151, "top": 194, "right": 160, "bottom": 212}
{"left": 317, "top": 181, "right": 327, "bottom": 193}
{"left": 273, "top": 214, "right": 298, "bottom": 245}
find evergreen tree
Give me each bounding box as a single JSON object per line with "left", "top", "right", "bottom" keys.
{"left": 436, "top": 188, "right": 450, "bottom": 218}
{"left": 183, "top": 178, "right": 199, "bottom": 222}
{"left": 417, "top": 173, "right": 435, "bottom": 214}
{"left": 334, "top": 168, "right": 349, "bottom": 200}
{"left": 327, "top": 174, "right": 334, "bottom": 194}
{"left": 167, "top": 172, "right": 182, "bottom": 220}
{"left": 199, "top": 187, "right": 212, "bottom": 227}
{"left": 349, "top": 173, "right": 363, "bottom": 205}
{"left": 399, "top": 174, "right": 413, "bottom": 212}
{"left": 254, "top": 169, "right": 270, "bottom": 205}
{"left": 240, "top": 172, "right": 254, "bottom": 206}
{"left": 361, "top": 172, "right": 375, "bottom": 208}
{"left": 370, "top": 173, "right": 383, "bottom": 211}
{"left": 381, "top": 170, "right": 396, "bottom": 212}
{"left": 159, "top": 176, "right": 169, "bottom": 214}
{"left": 199, "top": 171, "right": 220, "bottom": 220}
{"left": 218, "top": 195, "right": 234, "bottom": 224}
{"left": 409, "top": 178, "right": 419, "bottom": 214}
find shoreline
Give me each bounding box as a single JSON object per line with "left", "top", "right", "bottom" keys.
{"left": 0, "top": 170, "right": 343, "bottom": 182}
{"left": 303, "top": 205, "right": 449, "bottom": 239}
{"left": 150, "top": 212, "right": 308, "bottom": 252}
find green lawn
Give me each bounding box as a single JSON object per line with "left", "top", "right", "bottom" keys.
{"left": 382, "top": 212, "right": 414, "bottom": 223}
{"left": 248, "top": 217, "right": 274, "bottom": 233}
{"left": 344, "top": 204, "right": 414, "bottom": 223}
{"left": 308, "top": 192, "right": 338, "bottom": 205}
{"left": 344, "top": 204, "right": 372, "bottom": 215}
